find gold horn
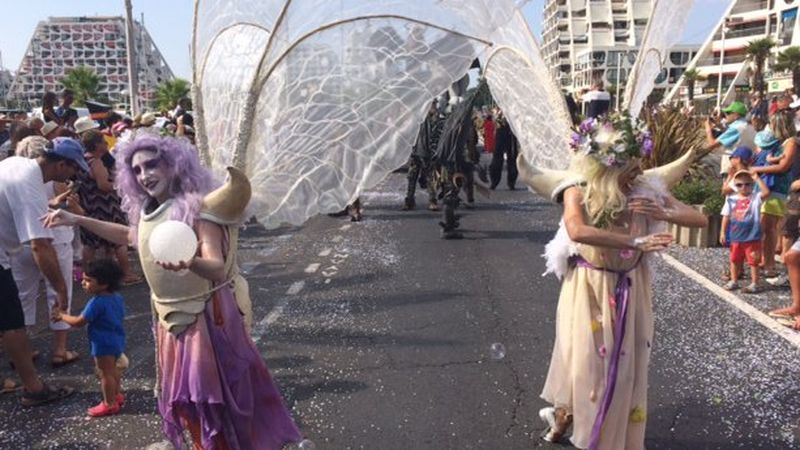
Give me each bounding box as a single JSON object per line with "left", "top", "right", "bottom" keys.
{"left": 643, "top": 148, "right": 695, "bottom": 189}
{"left": 201, "top": 167, "right": 252, "bottom": 224}
{"left": 516, "top": 153, "right": 581, "bottom": 202}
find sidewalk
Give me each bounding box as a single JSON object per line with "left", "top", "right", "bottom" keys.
{"left": 668, "top": 245, "right": 795, "bottom": 323}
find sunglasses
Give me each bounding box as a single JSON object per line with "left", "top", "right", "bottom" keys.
{"left": 735, "top": 182, "right": 753, "bottom": 187}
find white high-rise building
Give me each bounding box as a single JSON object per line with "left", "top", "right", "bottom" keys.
{"left": 666, "top": 0, "right": 800, "bottom": 109}
{"left": 541, "top": 0, "right": 698, "bottom": 97}
{"left": 7, "top": 16, "right": 173, "bottom": 109}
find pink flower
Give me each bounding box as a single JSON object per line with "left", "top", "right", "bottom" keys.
{"left": 619, "top": 249, "right": 635, "bottom": 259}
{"left": 609, "top": 295, "right": 617, "bottom": 309}
{"left": 598, "top": 345, "right": 607, "bottom": 357}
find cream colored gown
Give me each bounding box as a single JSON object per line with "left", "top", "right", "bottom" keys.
{"left": 541, "top": 212, "right": 654, "bottom": 450}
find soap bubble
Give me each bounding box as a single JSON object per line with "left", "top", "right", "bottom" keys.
{"left": 298, "top": 439, "right": 316, "bottom": 450}
{"left": 149, "top": 220, "right": 197, "bottom": 265}
{"left": 489, "top": 343, "right": 506, "bottom": 360}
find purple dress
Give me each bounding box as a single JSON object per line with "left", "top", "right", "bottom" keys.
{"left": 151, "top": 231, "right": 301, "bottom": 449}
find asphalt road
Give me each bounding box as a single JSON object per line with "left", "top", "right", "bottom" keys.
{"left": 1, "top": 172, "right": 799, "bottom": 449}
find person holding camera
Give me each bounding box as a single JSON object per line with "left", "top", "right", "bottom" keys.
{"left": 77, "top": 130, "right": 141, "bottom": 286}
{"left": 705, "top": 101, "right": 756, "bottom": 177}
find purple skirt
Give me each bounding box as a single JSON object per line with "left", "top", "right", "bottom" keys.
{"left": 155, "top": 285, "right": 301, "bottom": 450}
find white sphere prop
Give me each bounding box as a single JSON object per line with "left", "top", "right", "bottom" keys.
{"left": 148, "top": 220, "right": 198, "bottom": 265}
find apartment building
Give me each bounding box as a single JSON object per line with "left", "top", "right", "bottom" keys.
{"left": 6, "top": 16, "right": 173, "bottom": 109}
{"left": 541, "top": 0, "right": 698, "bottom": 97}
{"left": 666, "top": 0, "right": 800, "bottom": 107}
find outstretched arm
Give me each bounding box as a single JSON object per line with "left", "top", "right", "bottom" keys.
{"left": 562, "top": 187, "right": 672, "bottom": 251}
{"left": 43, "top": 209, "right": 131, "bottom": 246}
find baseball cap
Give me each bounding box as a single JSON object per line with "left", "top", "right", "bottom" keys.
{"left": 721, "top": 101, "right": 747, "bottom": 116}
{"left": 48, "top": 137, "right": 89, "bottom": 172}
{"left": 730, "top": 146, "right": 753, "bottom": 162}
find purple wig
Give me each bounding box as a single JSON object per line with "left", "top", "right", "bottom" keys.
{"left": 115, "top": 134, "right": 219, "bottom": 239}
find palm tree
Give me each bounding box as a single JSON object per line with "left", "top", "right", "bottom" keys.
{"left": 155, "top": 78, "right": 191, "bottom": 111}
{"left": 681, "top": 68, "right": 706, "bottom": 103}
{"left": 774, "top": 46, "right": 800, "bottom": 93}
{"left": 60, "top": 66, "right": 100, "bottom": 106}
{"left": 745, "top": 37, "right": 776, "bottom": 95}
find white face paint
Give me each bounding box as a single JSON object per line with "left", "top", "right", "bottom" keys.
{"left": 131, "top": 150, "right": 170, "bottom": 202}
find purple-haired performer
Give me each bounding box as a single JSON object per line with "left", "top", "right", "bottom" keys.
{"left": 45, "top": 134, "right": 301, "bottom": 450}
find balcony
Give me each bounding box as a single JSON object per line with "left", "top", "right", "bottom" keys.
{"left": 696, "top": 53, "right": 749, "bottom": 67}
{"left": 729, "top": 0, "right": 769, "bottom": 15}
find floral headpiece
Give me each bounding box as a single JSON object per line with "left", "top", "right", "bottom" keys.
{"left": 569, "top": 114, "right": 653, "bottom": 168}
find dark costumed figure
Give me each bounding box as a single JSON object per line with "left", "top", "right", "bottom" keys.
{"left": 433, "top": 79, "right": 485, "bottom": 239}
{"left": 489, "top": 111, "right": 519, "bottom": 190}
{"left": 403, "top": 101, "right": 443, "bottom": 211}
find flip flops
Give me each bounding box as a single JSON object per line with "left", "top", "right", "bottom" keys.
{"left": 20, "top": 383, "right": 75, "bottom": 407}
{"left": 51, "top": 350, "right": 80, "bottom": 368}
{"left": 775, "top": 316, "right": 796, "bottom": 328}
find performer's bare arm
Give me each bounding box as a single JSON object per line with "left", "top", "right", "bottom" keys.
{"left": 42, "top": 209, "right": 131, "bottom": 246}
{"left": 629, "top": 195, "right": 709, "bottom": 228}
{"left": 563, "top": 187, "right": 672, "bottom": 251}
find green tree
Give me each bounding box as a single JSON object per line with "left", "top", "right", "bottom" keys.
{"left": 155, "top": 78, "right": 191, "bottom": 111}
{"left": 745, "top": 37, "right": 777, "bottom": 95}
{"left": 681, "top": 68, "right": 706, "bottom": 103}
{"left": 774, "top": 46, "right": 800, "bottom": 93}
{"left": 60, "top": 66, "right": 100, "bottom": 106}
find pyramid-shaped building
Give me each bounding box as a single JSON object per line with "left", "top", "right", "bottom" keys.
{"left": 7, "top": 16, "right": 173, "bottom": 109}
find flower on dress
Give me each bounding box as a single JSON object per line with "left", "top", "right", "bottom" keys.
{"left": 619, "top": 248, "right": 635, "bottom": 259}
{"left": 598, "top": 345, "right": 607, "bottom": 357}
{"left": 629, "top": 406, "right": 647, "bottom": 423}
{"left": 608, "top": 295, "right": 617, "bottom": 310}
{"left": 590, "top": 319, "right": 602, "bottom": 333}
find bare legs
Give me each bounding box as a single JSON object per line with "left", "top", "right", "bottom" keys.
{"left": 2, "top": 329, "right": 43, "bottom": 392}
{"left": 95, "top": 356, "right": 119, "bottom": 407}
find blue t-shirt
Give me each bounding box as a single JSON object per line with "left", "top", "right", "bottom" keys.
{"left": 82, "top": 293, "right": 125, "bottom": 357}
{"left": 721, "top": 191, "right": 763, "bottom": 243}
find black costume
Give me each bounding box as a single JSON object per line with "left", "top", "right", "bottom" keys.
{"left": 489, "top": 116, "right": 519, "bottom": 190}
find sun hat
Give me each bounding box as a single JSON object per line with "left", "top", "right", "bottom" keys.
{"left": 140, "top": 112, "right": 157, "bottom": 127}
{"left": 41, "top": 121, "right": 59, "bottom": 136}
{"left": 754, "top": 129, "right": 779, "bottom": 149}
{"left": 74, "top": 117, "right": 99, "bottom": 135}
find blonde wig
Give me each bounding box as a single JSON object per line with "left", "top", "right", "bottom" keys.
{"left": 770, "top": 109, "right": 796, "bottom": 142}
{"left": 571, "top": 154, "right": 638, "bottom": 226}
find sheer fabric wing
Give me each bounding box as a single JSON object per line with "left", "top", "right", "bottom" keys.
{"left": 623, "top": 0, "right": 694, "bottom": 118}
{"left": 194, "top": 0, "right": 521, "bottom": 228}
{"left": 483, "top": 11, "right": 572, "bottom": 170}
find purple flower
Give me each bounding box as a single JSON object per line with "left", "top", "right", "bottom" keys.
{"left": 642, "top": 137, "right": 654, "bottom": 156}
{"left": 579, "top": 118, "right": 596, "bottom": 134}
{"left": 570, "top": 132, "right": 583, "bottom": 149}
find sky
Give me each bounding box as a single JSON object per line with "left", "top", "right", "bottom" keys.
{"left": 0, "top": 0, "right": 731, "bottom": 80}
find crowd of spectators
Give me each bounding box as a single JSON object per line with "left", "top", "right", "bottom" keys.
{"left": 0, "top": 89, "right": 193, "bottom": 414}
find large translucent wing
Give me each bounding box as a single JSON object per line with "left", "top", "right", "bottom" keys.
{"left": 623, "top": 0, "right": 694, "bottom": 118}
{"left": 194, "top": 0, "right": 521, "bottom": 228}
{"left": 483, "top": 11, "right": 572, "bottom": 170}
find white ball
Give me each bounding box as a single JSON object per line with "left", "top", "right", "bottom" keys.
{"left": 148, "top": 220, "right": 198, "bottom": 265}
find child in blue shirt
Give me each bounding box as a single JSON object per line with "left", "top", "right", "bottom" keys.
{"left": 54, "top": 259, "right": 126, "bottom": 417}
{"left": 720, "top": 170, "right": 770, "bottom": 293}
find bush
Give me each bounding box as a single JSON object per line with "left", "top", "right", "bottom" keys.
{"left": 672, "top": 178, "right": 724, "bottom": 215}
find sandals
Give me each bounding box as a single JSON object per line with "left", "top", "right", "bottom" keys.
{"left": 20, "top": 382, "right": 75, "bottom": 407}
{"left": 51, "top": 350, "right": 80, "bottom": 368}
{"left": 539, "top": 406, "right": 573, "bottom": 443}
{"left": 122, "top": 275, "right": 144, "bottom": 286}
{"left": 1, "top": 378, "right": 21, "bottom": 394}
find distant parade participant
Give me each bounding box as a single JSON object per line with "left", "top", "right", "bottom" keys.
{"left": 45, "top": 134, "right": 302, "bottom": 449}
{"left": 519, "top": 116, "right": 706, "bottom": 449}
{"left": 489, "top": 111, "right": 519, "bottom": 190}
{"left": 403, "top": 101, "right": 441, "bottom": 212}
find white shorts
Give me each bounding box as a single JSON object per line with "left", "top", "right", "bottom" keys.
{"left": 9, "top": 242, "right": 73, "bottom": 331}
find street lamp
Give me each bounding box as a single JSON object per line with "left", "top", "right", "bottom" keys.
{"left": 716, "top": 22, "right": 730, "bottom": 111}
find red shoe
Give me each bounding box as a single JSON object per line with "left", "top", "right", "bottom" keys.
{"left": 87, "top": 401, "right": 120, "bottom": 417}
{"left": 116, "top": 393, "right": 125, "bottom": 407}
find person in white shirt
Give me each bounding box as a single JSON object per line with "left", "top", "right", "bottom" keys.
{"left": 0, "top": 137, "right": 87, "bottom": 405}
{"left": 11, "top": 135, "right": 84, "bottom": 368}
